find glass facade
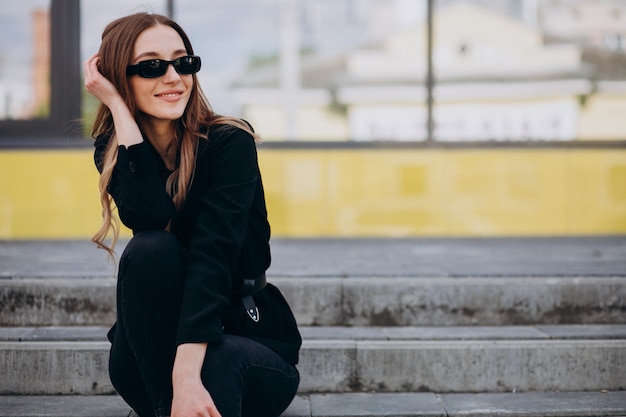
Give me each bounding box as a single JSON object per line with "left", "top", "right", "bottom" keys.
{"left": 430, "top": 0, "right": 626, "bottom": 142}
{"left": 0, "top": 0, "right": 50, "bottom": 121}
{"left": 1, "top": 0, "right": 625, "bottom": 143}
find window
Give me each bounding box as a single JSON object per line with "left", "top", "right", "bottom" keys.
{"left": 2, "top": 0, "right": 626, "bottom": 145}
{"left": 0, "top": 1, "right": 50, "bottom": 122}
{"left": 0, "top": 0, "right": 81, "bottom": 142}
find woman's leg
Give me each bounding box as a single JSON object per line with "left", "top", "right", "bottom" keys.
{"left": 108, "top": 230, "right": 185, "bottom": 417}
{"left": 108, "top": 320, "right": 154, "bottom": 417}
{"left": 201, "top": 335, "right": 300, "bottom": 417}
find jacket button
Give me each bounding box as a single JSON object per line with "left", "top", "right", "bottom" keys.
{"left": 129, "top": 161, "right": 136, "bottom": 172}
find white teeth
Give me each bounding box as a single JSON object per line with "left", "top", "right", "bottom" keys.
{"left": 158, "top": 93, "right": 180, "bottom": 97}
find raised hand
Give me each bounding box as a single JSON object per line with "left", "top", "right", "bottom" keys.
{"left": 83, "top": 53, "right": 143, "bottom": 148}
{"left": 83, "top": 53, "right": 125, "bottom": 110}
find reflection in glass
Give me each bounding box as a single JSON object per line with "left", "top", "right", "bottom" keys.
{"left": 0, "top": 0, "right": 50, "bottom": 120}
{"left": 79, "top": 0, "right": 626, "bottom": 142}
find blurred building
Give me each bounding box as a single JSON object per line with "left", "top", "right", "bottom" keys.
{"left": 541, "top": 0, "right": 626, "bottom": 50}
{"left": 233, "top": 1, "right": 626, "bottom": 142}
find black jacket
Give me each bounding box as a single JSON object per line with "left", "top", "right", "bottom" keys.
{"left": 94, "top": 124, "right": 301, "bottom": 365}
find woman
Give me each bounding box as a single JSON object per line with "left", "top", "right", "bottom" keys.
{"left": 84, "top": 12, "right": 301, "bottom": 417}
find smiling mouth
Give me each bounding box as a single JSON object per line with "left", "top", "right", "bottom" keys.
{"left": 156, "top": 92, "right": 182, "bottom": 97}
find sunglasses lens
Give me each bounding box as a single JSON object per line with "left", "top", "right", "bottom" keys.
{"left": 174, "top": 56, "right": 201, "bottom": 75}
{"left": 137, "top": 60, "right": 168, "bottom": 78}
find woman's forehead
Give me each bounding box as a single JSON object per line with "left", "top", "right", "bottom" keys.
{"left": 133, "top": 25, "right": 186, "bottom": 59}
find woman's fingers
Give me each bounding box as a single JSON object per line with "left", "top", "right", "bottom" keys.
{"left": 83, "top": 54, "right": 99, "bottom": 85}
{"left": 83, "top": 53, "right": 121, "bottom": 107}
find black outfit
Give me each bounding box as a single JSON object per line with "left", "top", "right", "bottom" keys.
{"left": 94, "top": 124, "right": 301, "bottom": 417}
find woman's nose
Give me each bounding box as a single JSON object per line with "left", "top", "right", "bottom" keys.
{"left": 162, "top": 63, "right": 181, "bottom": 82}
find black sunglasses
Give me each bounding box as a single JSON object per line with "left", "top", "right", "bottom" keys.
{"left": 126, "top": 55, "right": 201, "bottom": 78}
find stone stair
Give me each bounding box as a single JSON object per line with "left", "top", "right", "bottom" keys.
{"left": 1, "top": 237, "right": 625, "bottom": 416}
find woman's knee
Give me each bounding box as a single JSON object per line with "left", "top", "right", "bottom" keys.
{"left": 202, "top": 336, "right": 249, "bottom": 372}
{"left": 201, "top": 336, "right": 299, "bottom": 417}
{"left": 119, "top": 230, "right": 184, "bottom": 288}
{"left": 124, "top": 230, "right": 181, "bottom": 257}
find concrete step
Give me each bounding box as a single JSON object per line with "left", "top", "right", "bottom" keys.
{"left": 2, "top": 237, "right": 625, "bottom": 328}
{"left": 1, "top": 392, "right": 625, "bottom": 417}
{"left": 2, "top": 275, "right": 625, "bottom": 327}
{"left": 1, "top": 325, "right": 624, "bottom": 395}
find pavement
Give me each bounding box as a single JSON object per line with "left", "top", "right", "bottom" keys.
{"left": 1, "top": 235, "right": 626, "bottom": 279}
{"left": 1, "top": 391, "right": 626, "bottom": 417}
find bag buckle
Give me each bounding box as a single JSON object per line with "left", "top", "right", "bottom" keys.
{"left": 242, "top": 295, "right": 260, "bottom": 322}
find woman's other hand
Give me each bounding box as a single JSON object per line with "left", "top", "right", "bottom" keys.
{"left": 172, "top": 343, "right": 222, "bottom": 417}
{"left": 171, "top": 377, "right": 221, "bottom": 417}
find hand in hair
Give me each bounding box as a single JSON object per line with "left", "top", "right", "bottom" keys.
{"left": 83, "top": 53, "right": 143, "bottom": 148}
{"left": 84, "top": 53, "right": 125, "bottom": 111}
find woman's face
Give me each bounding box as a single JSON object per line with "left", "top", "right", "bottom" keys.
{"left": 129, "top": 24, "right": 193, "bottom": 125}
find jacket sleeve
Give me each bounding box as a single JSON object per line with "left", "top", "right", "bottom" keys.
{"left": 93, "top": 136, "right": 176, "bottom": 231}
{"left": 175, "top": 127, "right": 260, "bottom": 346}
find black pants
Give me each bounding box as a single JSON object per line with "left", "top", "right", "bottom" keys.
{"left": 108, "top": 230, "right": 300, "bottom": 417}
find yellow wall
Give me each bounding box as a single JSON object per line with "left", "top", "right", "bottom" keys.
{"left": 1, "top": 147, "right": 625, "bottom": 239}
{"left": 0, "top": 150, "right": 102, "bottom": 239}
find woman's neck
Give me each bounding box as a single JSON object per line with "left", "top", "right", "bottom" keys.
{"left": 143, "top": 119, "right": 178, "bottom": 170}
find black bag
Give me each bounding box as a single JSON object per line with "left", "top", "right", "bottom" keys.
{"left": 222, "top": 283, "right": 302, "bottom": 365}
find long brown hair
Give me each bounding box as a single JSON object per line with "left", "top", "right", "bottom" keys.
{"left": 91, "top": 13, "right": 258, "bottom": 256}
